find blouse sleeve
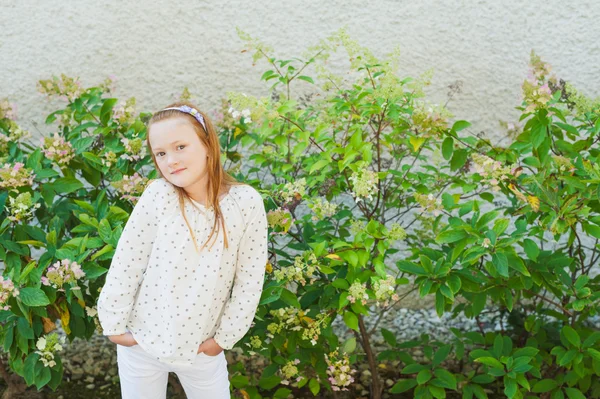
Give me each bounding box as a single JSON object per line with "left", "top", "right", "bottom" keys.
{"left": 96, "top": 179, "right": 162, "bottom": 336}
{"left": 213, "top": 190, "right": 269, "bottom": 350}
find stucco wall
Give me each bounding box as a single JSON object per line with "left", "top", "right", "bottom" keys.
{"left": 1, "top": 0, "right": 599, "bottom": 141}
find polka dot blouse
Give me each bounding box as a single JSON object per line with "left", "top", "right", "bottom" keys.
{"left": 96, "top": 178, "right": 269, "bottom": 366}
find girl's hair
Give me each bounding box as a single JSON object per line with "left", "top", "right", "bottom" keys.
{"left": 147, "top": 101, "right": 246, "bottom": 253}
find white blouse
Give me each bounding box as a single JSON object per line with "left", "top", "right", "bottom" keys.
{"left": 97, "top": 178, "right": 268, "bottom": 366}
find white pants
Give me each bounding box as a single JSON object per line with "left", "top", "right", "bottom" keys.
{"left": 116, "top": 343, "right": 231, "bottom": 399}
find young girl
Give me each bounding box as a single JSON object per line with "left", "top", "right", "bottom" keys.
{"left": 97, "top": 102, "right": 269, "bottom": 398}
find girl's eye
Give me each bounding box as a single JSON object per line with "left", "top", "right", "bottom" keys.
{"left": 156, "top": 152, "right": 165, "bottom": 157}
{"left": 177, "top": 145, "right": 185, "bottom": 150}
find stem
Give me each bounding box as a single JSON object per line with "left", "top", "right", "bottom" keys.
{"left": 357, "top": 314, "right": 382, "bottom": 399}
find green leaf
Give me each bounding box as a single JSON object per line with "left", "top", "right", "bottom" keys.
{"left": 279, "top": 288, "right": 301, "bottom": 309}
{"left": 341, "top": 337, "right": 356, "bottom": 354}
{"left": 492, "top": 218, "right": 510, "bottom": 236}
{"left": 554, "top": 122, "right": 578, "bottom": 135}
{"left": 583, "top": 223, "right": 600, "bottom": 239}
{"left": 522, "top": 239, "right": 539, "bottom": 261}
{"left": 98, "top": 219, "right": 112, "bottom": 243}
{"left": 258, "top": 374, "right": 281, "bottom": 390}
{"left": 505, "top": 252, "right": 530, "bottom": 276}
{"left": 439, "top": 285, "right": 454, "bottom": 301}
{"left": 564, "top": 387, "right": 586, "bottom": 399}
{"left": 433, "top": 368, "right": 457, "bottom": 390}
{"left": 17, "top": 318, "right": 34, "bottom": 339}
{"left": 513, "top": 347, "right": 539, "bottom": 358}
{"left": 492, "top": 252, "right": 509, "bottom": 277}
{"left": 558, "top": 349, "right": 577, "bottom": 366}
{"left": 100, "top": 98, "right": 118, "bottom": 125}
{"left": 402, "top": 363, "right": 426, "bottom": 374}
{"left": 562, "top": 325, "right": 581, "bottom": 348}
{"left": 332, "top": 279, "right": 349, "bottom": 289}
{"left": 230, "top": 374, "right": 249, "bottom": 389}
{"left": 586, "top": 348, "right": 600, "bottom": 361}
{"left": 474, "top": 357, "right": 504, "bottom": 370}
{"left": 504, "top": 377, "right": 517, "bottom": 398}
{"left": 435, "top": 291, "right": 445, "bottom": 317}
{"left": 18, "top": 287, "right": 50, "bottom": 306}
{"left": 273, "top": 388, "right": 292, "bottom": 398}
{"left": 297, "top": 75, "right": 315, "bottom": 84}
{"left": 452, "top": 120, "right": 471, "bottom": 132}
{"left": 390, "top": 379, "right": 418, "bottom": 394}
{"left": 435, "top": 229, "right": 467, "bottom": 244}
{"left": 308, "top": 378, "right": 320, "bottom": 395}
{"left": 433, "top": 345, "right": 452, "bottom": 366}
{"left": 417, "top": 369, "right": 432, "bottom": 384}
{"left": 442, "top": 137, "right": 454, "bottom": 160}
{"left": 90, "top": 244, "right": 114, "bottom": 261}
{"left": 260, "top": 70, "right": 276, "bottom": 81}
{"left": 397, "top": 261, "right": 427, "bottom": 276}
{"left": 450, "top": 149, "right": 468, "bottom": 171}
{"left": 343, "top": 311, "right": 359, "bottom": 332}
{"left": 259, "top": 286, "right": 282, "bottom": 305}
{"left": 381, "top": 328, "right": 397, "bottom": 347}
{"left": 81, "top": 263, "right": 108, "bottom": 280}
{"left": 48, "top": 177, "right": 83, "bottom": 194}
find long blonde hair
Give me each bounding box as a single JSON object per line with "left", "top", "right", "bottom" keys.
{"left": 147, "top": 101, "right": 246, "bottom": 252}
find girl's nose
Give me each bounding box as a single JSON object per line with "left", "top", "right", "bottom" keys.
{"left": 167, "top": 156, "right": 180, "bottom": 167}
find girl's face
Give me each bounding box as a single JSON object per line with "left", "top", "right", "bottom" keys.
{"left": 148, "top": 117, "right": 209, "bottom": 190}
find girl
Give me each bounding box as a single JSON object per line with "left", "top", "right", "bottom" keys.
{"left": 97, "top": 102, "right": 269, "bottom": 398}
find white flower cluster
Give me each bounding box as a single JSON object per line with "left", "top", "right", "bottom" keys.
{"left": 266, "top": 207, "right": 294, "bottom": 235}
{"left": 120, "top": 137, "right": 147, "bottom": 161}
{"left": 111, "top": 173, "right": 149, "bottom": 203}
{"left": 228, "top": 106, "right": 252, "bottom": 124}
{"left": 349, "top": 168, "right": 379, "bottom": 203}
{"left": 0, "top": 98, "right": 17, "bottom": 120}
{"left": 0, "top": 162, "right": 36, "bottom": 189}
{"left": 413, "top": 193, "right": 443, "bottom": 216}
{"left": 387, "top": 223, "right": 407, "bottom": 241}
{"left": 35, "top": 333, "right": 66, "bottom": 368}
{"left": 347, "top": 281, "right": 368, "bottom": 305}
{"left": 280, "top": 178, "right": 307, "bottom": 203}
{"left": 0, "top": 275, "right": 19, "bottom": 310}
{"left": 102, "top": 151, "right": 118, "bottom": 167}
{"left": 552, "top": 155, "right": 575, "bottom": 174}
{"left": 6, "top": 192, "right": 41, "bottom": 223}
{"left": 280, "top": 359, "right": 302, "bottom": 386}
{"left": 307, "top": 197, "right": 338, "bottom": 222}
{"left": 0, "top": 121, "right": 31, "bottom": 155}
{"left": 41, "top": 259, "right": 86, "bottom": 292}
{"left": 349, "top": 218, "right": 366, "bottom": 235}
{"left": 112, "top": 97, "right": 136, "bottom": 125}
{"left": 372, "top": 275, "right": 400, "bottom": 307}
{"left": 40, "top": 132, "right": 75, "bottom": 165}
{"left": 325, "top": 350, "right": 356, "bottom": 392}
{"left": 471, "top": 153, "right": 512, "bottom": 191}
{"left": 273, "top": 252, "right": 319, "bottom": 286}
{"left": 267, "top": 307, "right": 329, "bottom": 346}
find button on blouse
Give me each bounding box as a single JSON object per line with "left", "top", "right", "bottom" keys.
{"left": 97, "top": 178, "right": 269, "bottom": 366}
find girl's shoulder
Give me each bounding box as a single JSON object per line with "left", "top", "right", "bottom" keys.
{"left": 144, "top": 177, "right": 177, "bottom": 195}
{"left": 141, "top": 178, "right": 179, "bottom": 206}
{"left": 228, "top": 183, "right": 264, "bottom": 212}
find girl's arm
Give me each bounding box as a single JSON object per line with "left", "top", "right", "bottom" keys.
{"left": 213, "top": 191, "right": 268, "bottom": 350}
{"left": 97, "top": 179, "right": 162, "bottom": 336}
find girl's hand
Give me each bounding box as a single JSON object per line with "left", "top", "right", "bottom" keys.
{"left": 108, "top": 332, "right": 138, "bottom": 347}
{"left": 197, "top": 338, "right": 223, "bottom": 356}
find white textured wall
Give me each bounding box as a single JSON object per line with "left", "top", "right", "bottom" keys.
{"left": 1, "top": 1, "right": 599, "bottom": 309}
{"left": 1, "top": 0, "right": 599, "bottom": 142}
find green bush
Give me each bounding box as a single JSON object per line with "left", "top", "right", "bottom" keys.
{"left": 0, "top": 29, "right": 599, "bottom": 399}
